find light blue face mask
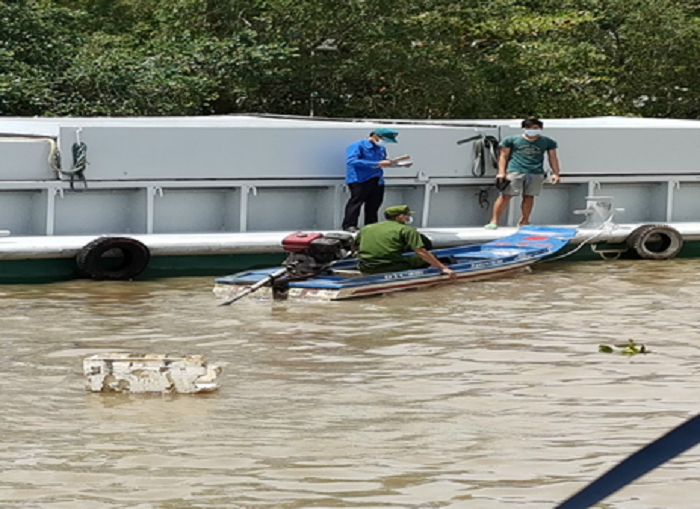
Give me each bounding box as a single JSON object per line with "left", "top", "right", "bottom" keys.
{"left": 524, "top": 129, "right": 542, "bottom": 137}
{"left": 375, "top": 139, "right": 386, "bottom": 146}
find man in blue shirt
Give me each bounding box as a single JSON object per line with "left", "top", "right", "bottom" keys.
{"left": 342, "top": 127, "right": 401, "bottom": 232}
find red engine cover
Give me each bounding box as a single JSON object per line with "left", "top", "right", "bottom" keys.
{"left": 281, "top": 232, "right": 324, "bottom": 252}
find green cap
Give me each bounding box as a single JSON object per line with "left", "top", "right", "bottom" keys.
{"left": 372, "top": 127, "right": 399, "bottom": 143}
{"left": 384, "top": 205, "right": 414, "bottom": 218}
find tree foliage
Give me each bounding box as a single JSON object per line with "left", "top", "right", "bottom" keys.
{"left": 2, "top": 0, "right": 700, "bottom": 118}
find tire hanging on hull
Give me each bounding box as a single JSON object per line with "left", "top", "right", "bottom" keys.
{"left": 626, "top": 224, "right": 683, "bottom": 260}
{"left": 76, "top": 237, "right": 151, "bottom": 280}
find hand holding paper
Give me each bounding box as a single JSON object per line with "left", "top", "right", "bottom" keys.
{"left": 389, "top": 154, "right": 413, "bottom": 168}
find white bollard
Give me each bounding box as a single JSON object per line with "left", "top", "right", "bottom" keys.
{"left": 83, "top": 353, "right": 222, "bottom": 394}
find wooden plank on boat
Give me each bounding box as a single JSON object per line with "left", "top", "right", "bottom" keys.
{"left": 83, "top": 353, "right": 221, "bottom": 394}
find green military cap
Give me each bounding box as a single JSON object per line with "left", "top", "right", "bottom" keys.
{"left": 384, "top": 205, "right": 415, "bottom": 218}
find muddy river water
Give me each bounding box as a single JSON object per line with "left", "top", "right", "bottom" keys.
{"left": 2, "top": 259, "right": 700, "bottom": 508}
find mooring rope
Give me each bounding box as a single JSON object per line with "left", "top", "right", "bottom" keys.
{"left": 471, "top": 135, "right": 500, "bottom": 177}
{"left": 544, "top": 218, "right": 620, "bottom": 263}
{"left": 456, "top": 133, "right": 500, "bottom": 178}
{"left": 43, "top": 137, "right": 88, "bottom": 191}
{"left": 477, "top": 188, "right": 490, "bottom": 209}
{"left": 0, "top": 135, "right": 86, "bottom": 190}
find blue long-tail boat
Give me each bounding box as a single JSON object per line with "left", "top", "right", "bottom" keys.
{"left": 214, "top": 226, "right": 577, "bottom": 303}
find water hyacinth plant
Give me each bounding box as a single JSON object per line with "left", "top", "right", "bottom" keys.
{"left": 599, "top": 339, "right": 649, "bottom": 356}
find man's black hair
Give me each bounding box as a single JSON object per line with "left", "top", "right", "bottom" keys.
{"left": 521, "top": 118, "right": 544, "bottom": 129}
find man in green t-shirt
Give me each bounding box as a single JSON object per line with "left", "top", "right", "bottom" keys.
{"left": 485, "top": 118, "right": 562, "bottom": 229}
{"left": 355, "top": 205, "right": 456, "bottom": 277}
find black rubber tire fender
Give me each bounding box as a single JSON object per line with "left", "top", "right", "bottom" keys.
{"left": 76, "top": 237, "right": 151, "bottom": 280}
{"left": 626, "top": 224, "right": 683, "bottom": 260}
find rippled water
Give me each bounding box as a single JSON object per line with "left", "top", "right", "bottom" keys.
{"left": 2, "top": 259, "right": 700, "bottom": 508}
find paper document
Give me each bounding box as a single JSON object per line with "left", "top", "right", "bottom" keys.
{"left": 389, "top": 160, "right": 413, "bottom": 168}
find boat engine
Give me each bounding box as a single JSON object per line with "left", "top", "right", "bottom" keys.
{"left": 281, "top": 232, "right": 354, "bottom": 278}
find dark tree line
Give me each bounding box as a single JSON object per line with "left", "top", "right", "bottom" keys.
{"left": 2, "top": 0, "right": 700, "bottom": 119}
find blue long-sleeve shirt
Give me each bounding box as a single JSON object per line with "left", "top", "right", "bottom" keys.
{"left": 345, "top": 139, "right": 387, "bottom": 184}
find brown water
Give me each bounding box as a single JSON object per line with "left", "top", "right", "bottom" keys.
{"left": 2, "top": 260, "right": 700, "bottom": 508}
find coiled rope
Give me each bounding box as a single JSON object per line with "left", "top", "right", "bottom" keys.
{"left": 471, "top": 135, "right": 500, "bottom": 178}
{"left": 0, "top": 135, "right": 87, "bottom": 191}
{"left": 47, "top": 138, "right": 88, "bottom": 191}
{"left": 477, "top": 188, "right": 490, "bottom": 209}
{"left": 456, "top": 133, "right": 501, "bottom": 177}
{"left": 63, "top": 142, "right": 88, "bottom": 191}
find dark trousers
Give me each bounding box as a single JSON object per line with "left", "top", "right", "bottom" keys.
{"left": 342, "top": 178, "right": 384, "bottom": 230}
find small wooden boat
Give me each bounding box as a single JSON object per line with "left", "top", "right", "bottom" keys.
{"left": 213, "top": 226, "right": 577, "bottom": 302}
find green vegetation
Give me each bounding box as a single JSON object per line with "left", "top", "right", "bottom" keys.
{"left": 599, "top": 339, "right": 649, "bottom": 355}
{"left": 3, "top": 0, "right": 700, "bottom": 118}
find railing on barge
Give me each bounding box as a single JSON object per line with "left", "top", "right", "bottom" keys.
{"left": 1, "top": 174, "right": 700, "bottom": 236}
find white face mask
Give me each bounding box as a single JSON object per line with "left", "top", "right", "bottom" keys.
{"left": 524, "top": 129, "right": 542, "bottom": 137}
{"left": 405, "top": 215, "right": 414, "bottom": 225}
{"left": 375, "top": 139, "right": 386, "bottom": 146}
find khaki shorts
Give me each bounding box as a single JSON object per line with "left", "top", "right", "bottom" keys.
{"left": 503, "top": 172, "right": 546, "bottom": 197}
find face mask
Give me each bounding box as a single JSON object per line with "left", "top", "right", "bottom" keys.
{"left": 405, "top": 215, "right": 414, "bottom": 225}
{"left": 375, "top": 139, "right": 386, "bottom": 146}
{"left": 524, "top": 129, "right": 542, "bottom": 137}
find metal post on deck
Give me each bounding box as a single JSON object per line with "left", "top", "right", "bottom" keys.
{"left": 507, "top": 197, "right": 517, "bottom": 226}
{"left": 146, "top": 186, "right": 163, "bottom": 234}
{"left": 240, "top": 186, "right": 256, "bottom": 232}
{"left": 667, "top": 180, "right": 679, "bottom": 222}
{"left": 46, "top": 187, "right": 63, "bottom": 235}
{"left": 573, "top": 196, "right": 624, "bottom": 228}
{"left": 422, "top": 183, "right": 437, "bottom": 227}
{"left": 333, "top": 185, "right": 345, "bottom": 230}
{"left": 588, "top": 180, "right": 601, "bottom": 195}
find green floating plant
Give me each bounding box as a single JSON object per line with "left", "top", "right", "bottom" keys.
{"left": 599, "top": 339, "right": 649, "bottom": 356}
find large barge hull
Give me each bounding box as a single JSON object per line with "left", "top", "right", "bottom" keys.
{"left": 1, "top": 222, "right": 698, "bottom": 284}
{"left": 3, "top": 116, "right": 700, "bottom": 282}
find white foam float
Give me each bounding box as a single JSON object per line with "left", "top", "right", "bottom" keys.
{"left": 83, "top": 353, "right": 221, "bottom": 394}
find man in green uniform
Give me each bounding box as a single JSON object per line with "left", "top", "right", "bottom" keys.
{"left": 355, "top": 205, "right": 456, "bottom": 277}
{"left": 485, "top": 118, "right": 561, "bottom": 229}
